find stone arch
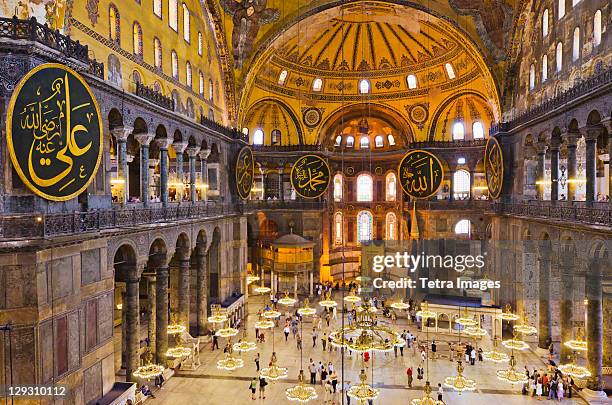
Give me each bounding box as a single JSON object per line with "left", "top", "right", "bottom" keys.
{"left": 207, "top": 227, "right": 222, "bottom": 307}
{"left": 587, "top": 110, "right": 602, "bottom": 126}
{"left": 108, "top": 108, "right": 124, "bottom": 129}
{"left": 133, "top": 117, "right": 148, "bottom": 135}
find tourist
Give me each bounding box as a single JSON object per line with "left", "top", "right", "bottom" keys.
{"left": 437, "top": 383, "right": 443, "bottom": 401}
{"left": 154, "top": 373, "right": 164, "bottom": 389}
{"left": 557, "top": 378, "right": 564, "bottom": 401}
{"left": 478, "top": 347, "right": 484, "bottom": 362}
{"left": 417, "top": 363, "right": 424, "bottom": 381}
{"left": 406, "top": 366, "right": 413, "bottom": 387}
{"left": 212, "top": 333, "right": 219, "bottom": 350}
{"left": 283, "top": 325, "right": 290, "bottom": 341}
{"left": 323, "top": 379, "right": 333, "bottom": 404}
{"left": 364, "top": 351, "right": 370, "bottom": 368}
{"left": 330, "top": 370, "right": 338, "bottom": 392}
{"left": 309, "top": 361, "right": 317, "bottom": 384}
{"left": 470, "top": 347, "right": 476, "bottom": 365}
{"left": 344, "top": 381, "right": 351, "bottom": 405}
{"left": 321, "top": 364, "right": 328, "bottom": 386}
{"left": 312, "top": 330, "right": 318, "bottom": 347}
{"left": 431, "top": 340, "right": 437, "bottom": 360}
{"left": 249, "top": 377, "right": 257, "bottom": 400}
{"left": 141, "top": 385, "right": 155, "bottom": 399}
{"left": 536, "top": 377, "right": 543, "bottom": 400}
{"left": 258, "top": 375, "right": 268, "bottom": 399}
{"left": 254, "top": 353, "right": 260, "bottom": 372}
{"left": 322, "top": 332, "right": 327, "bottom": 351}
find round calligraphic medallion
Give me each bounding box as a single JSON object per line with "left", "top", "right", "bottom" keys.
{"left": 485, "top": 137, "right": 504, "bottom": 199}
{"left": 398, "top": 150, "right": 444, "bottom": 199}
{"left": 235, "top": 146, "right": 255, "bottom": 200}
{"left": 6, "top": 63, "right": 103, "bottom": 201}
{"left": 290, "top": 155, "right": 330, "bottom": 199}
{"left": 303, "top": 108, "right": 322, "bottom": 128}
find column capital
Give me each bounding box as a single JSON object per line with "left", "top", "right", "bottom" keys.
{"left": 549, "top": 136, "right": 561, "bottom": 150}
{"left": 535, "top": 141, "right": 548, "bottom": 155}
{"left": 564, "top": 130, "right": 582, "bottom": 147}
{"left": 111, "top": 126, "right": 134, "bottom": 141}
{"left": 173, "top": 141, "right": 188, "bottom": 154}
{"left": 198, "top": 148, "right": 211, "bottom": 160}
{"left": 601, "top": 119, "right": 612, "bottom": 135}
{"left": 186, "top": 146, "right": 201, "bottom": 158}
{"left": 584, "top": 125, "right": 604, "bottom": 142}
{"left": 134, "top": 133, "right": 156, "bottom": 146}
{"left": 126, "top": 275, "right": 140, "bottom": 284}
{"left": 155, "top": 137, "right": 173, "bottom": 150}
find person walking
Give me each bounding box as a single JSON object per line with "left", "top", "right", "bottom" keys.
{"left": 297, "top": 332, "right": 302, "bottom": 350}
{"left": 437, "top": 383, "right": 443, "bottom": 402}
{"left": 309, "top": 361, "right": 317, "bottom": 384}
{"left": 407, "top": 366, "right": 413, "bottom": 387}
{"left": 284, "top": 325, "right": 290, "bottom": 341}
{"left": 431, "top": 340, "right": 437, "bottom": 360}
{"left": 258, "top": 375, "right": 268, "bottom": 399}
{"left": 322, "top": 333, "right": 327, "bottom": 351}
{"left": 254, "top": 353, "right": 260, "bottom": 372}
{"left": 330, "top": 370, "right": 338, "bottom": 392}
{"left": 344, "top": 381, "right": 351, "bottom": 405}
{"left": 470, "top": 347, "right": 476, "bottom": 365}
{"left": 212, "top": 334, "right": 219, "bottom": 350}
{"left": 557, "top": 378, "right": 564, "bottom": 401}
{"left": 312, "top": 330, "right": 318, "bottom": 347}
{"left": 249, "top": 377, "right": 257, "bottom": 400}
{"left": 536, "top": 377, "right": 543, "bottom": 400}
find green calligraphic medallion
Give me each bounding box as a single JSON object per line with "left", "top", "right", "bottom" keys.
{"left": 398, "top": 149, "right": 444, "bottom": 199}
{"left": 290, "top": 155, "right": 330, "bottom": 199}
{"left": 6, "top": 63, "right": 103, "bottom": 201}
{"left": 485, "top": 137, "right": 504, "bottom": 199}
{"left": 235, "top": 146, "right": 255, "bottom": 199}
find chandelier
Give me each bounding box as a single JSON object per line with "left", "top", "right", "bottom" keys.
{"left": 278, "top": 292, "right": 297, "bottom": 306}
{"left": 559, "top": 335, "right": 591, "bottom": 379}
{"left": 217, "top": 354, "right": 244, "bottom": 371}
{"left": 464, "top": 326, "right": 487, "bottom": 337}
{"left": 133, "top": 349, "right": 164, "bottom": 379}
{"left": 285, "top": 370, "right": 318, "bottom": 403}
{"left": 208, "top": 304, "right": 228, "bottom": 324}
{"left": 498, "top": 304, "right": 520, "bottom": 321}
{"left": 416, "top": 301, "right": 437, "bottom": 319}
{"left": 254, "top": 319, "right": 275, "bottom": 329}
{"left": 260, "top": 355, "right": 289, "bottom": 381}
{"left": 166, "top": 334, "right": 191, "bottom": 358}
{"left": 246, "top": 274, "right": 260, "bottom": 284}
{"left": 497, "top": 355, "right": 529, "bottom": 385}
{"left": 455, "top": 308, "right": 478, "bottom": 327}
{"left": 253, "top": 283, "right": 271, "bottom": 294}
{"left": 390, "top": 300, "right": 410, "bottom": 310}
{"left": 348, "top": 369, "right": 379, "bottom": 402}
{"left": 410, "top": 381, "right": 444, "bottom": 405}
{"left": 444, "top": 360, "right": 477, "bottom": 392}
{"left": 483, "top": 338, "right": 509, "bottom": 363}
{"left": 344, "top": 293, "right": 362, "bottom": 303}
{"left": 216, "top": 327, "right": 239, "bottom": 338}
{"left": 262, "top": 309, "right": 281, "bottom": 319}
{"left": 319, "top": 291, "right": 337, "bottom": 308}
{"left": 501, "top": 338, "right": 529, "bottom": 351}
{"left": 233, "top": 339, "right": 257, "bottom": 352}
{"left": 513, "top": 323, "right": 537, "bottom": 335}
{"left": 167, "top": 314, "right": 187, "bottom": 335}
{"left": 297, "top": 298, "right": 317, "bottom": 316}
{"left": 564, "top": 340, "right": 587, "bottom": 352}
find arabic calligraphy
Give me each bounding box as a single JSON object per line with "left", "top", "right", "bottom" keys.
{"left": 235, "top": 146, "right": 255, "bottom": 199}
{"left": 290, "top": 155, "right": 330, "bottom": 199}
{"left": 6, "top": 63, "right": 102, "bottom": 201}
{"left": 398, "top": 150, "right": 444, "bottom": 199}
{"left": 485, "top": 137, "right": 504, "bottom": 199}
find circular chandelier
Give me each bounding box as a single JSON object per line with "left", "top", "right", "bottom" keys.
{"left": 348, "top": 369, "right": 379, "bottom": 402}
{"left": 513, "top": 324, "right": 537, "bottom": 335}
{"left": 319, "top": 292, "right": 337, "bottom": 308}
{"left": 217, "top": 354, "right": 244, "bottom": 371}
{"left": 390, "top": 300, "right": 410, "bottom": 310}
{"left": 356, "top": 304, "right": 377, "bottom": 314}
{"left": 253, "top": 283, "right": 271, "bottom": 294}
{"left": 410, "top": 381, "right": 444, "bottom": 405}
{"left": 344, "top": 293, "right": 362, "bottom": 303}
{"left": 497, "top": 355, "right": 529, "bottom": 385}
{"left": 262, "top": 309, "right": 281, "bottom": 319}
{"left": 233, "top": 340, "right": 257, "bottom": 352}
{"left": 444, "top": 361, "right": 477, "bottom": 392}
{"left": 455, "top": 308, "right": 478, "bottom": 327}
{"left": 285, "top": 370, "right": 318, "bottom": 403}
{"left": 416, "top": 301, "right": 437, "bottom": 319}
{"left": 558, "top": 363, "right": 591, "bottom": 379}
{"left": 564, "top": 340, "right": 587, "bottom": 352}
{"left": 133, "top": 349, "right": 164, "bottom": 379}
{"left": 464, "top": 326, "right": 487, "bottom": 337}
{"left": 278, "top": 292, "right": 297, "bottom": 306}
{"left": 260, "top": 358, "right": 289, "bottom": 381}
{"left": 166, "top": 346, "right": 191, "bottom": 358}
{"left": 483, "top": 350, "right": 510, "bottom": 363}
{"left": 498, "top": 305, "right": 520, "bottom": 321}
{"left": 167, "top": 314, "right": 186, "bottom": 335}
{"left": 297, "top": 298, "right": 317, "bottom": 316}
{"left": 254, "top": 319, "right": 275, "bottom": 329}
{"left": 216, "top": 327, "right": 239, "bottom": 338}
{"left": 501, "top": 338, "right": 529, "bottom": 351}
{"left": 246, "top": 274, "right": 260, "bottom": 284}
{"left": 208, "top": 304, "right": 228, "bottom": 324}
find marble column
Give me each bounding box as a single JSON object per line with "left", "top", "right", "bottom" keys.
{"left": 535, "top": 141, "right": 548, "bottom": 201}
{"left": 469, "top": 169, "right": 475, "bottom": 200}
{"left": 278, "top": 166, "right": 284, "bottom": 200}
{"left": 178, "top": 255, "right": 191, "bottom": 329}
{"left": 111, "top": 126, "right": 133, "bottom": 205}
{"left": 584, "top": 126, "right": 601, "bottom": 204}
{"left": 147, "top": 275, "right": 157, "bottom": 356}
{"left": 135, "top": 133, "right": 155, "bottom": 206}
{"left": 186, "top": 146, "right": 201, "bottom": 204}
{"left": 604, "top": 120, "right": 612, "bottom": 205}
{"left": 294, "top": 274, "right": 298, "bottom": 299}
{"left": 125, "top": 274, "right": 140, "bottom": 381}
{"left": 121, "top": 290, "right": 127, "bottom": 369}
{"left": 559, "top": 262, "right": 574, "bottom": 363}
{"left": 199, "top": 149, "right": 211, "bottom": 205}
{"left": 156, "top": 138, "right": 173, "bottom": 207}
{"left": 538, "top": 252, "right": 552, "bottom": 349}
{"left": 549, "top": 138, "right": 560, "bottom": 201}
{"left": 155, "top": 266, "right": 169, "bottom": 366}
{"left": 565, "top": 131, "right": 580, "bottom": 201}
{"left": 586, "top": 262, "right": 603, "bottom": 391}
{"left": 309, "top": 272, "right": 314, "bottom": 297}
{"left": 196, "top": 249, "right": 208, "bottom": 336}
{"left": 173, "top": 142, "right": 188, "bottom": 201}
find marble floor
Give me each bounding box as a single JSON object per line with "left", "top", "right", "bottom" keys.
{"left": 144, "top": 294, "right": 590, "bottom": 404}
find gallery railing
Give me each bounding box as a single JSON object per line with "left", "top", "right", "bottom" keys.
{"left": 412, "top": 200, "right": 494, "bottom": 210}
{"left": 0, "top": 16, "right": 104, "bottom": 78}
{"left": 495, "top": 200, "right": 612, "bottom": 226}
{"left": 135, "top": 82, "right": 174, "bottom": 111}
{"left": 239, "top": 200, "right": 326, "bottom": 211}
{"left": 199, "top": 115, "right": 244, "bottom": 140}
{"left": 0, "top": 203, "right": 237, "bottom": 239}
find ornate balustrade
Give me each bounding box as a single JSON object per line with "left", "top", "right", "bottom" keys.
{"left": 239, "top": 200, "right": 326, "bottom": 211}
{"left": 496, "top": 201, "right": 612, "bottom": 226}
{"left": 135, "top": 82, "right": 174, "bottom": 110}
{"left": 252, "top": 144, "right": 323, "bottom": 152}
{"left": 412, "top": 200, "right": 494, "bottom": 211}
{"left": 0, "top": 16, "right": 104, "bottom": 78}
{"left": 199, "top": 115, "right": 243, "bottom": 140}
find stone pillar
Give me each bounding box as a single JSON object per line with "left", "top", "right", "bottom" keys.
{"left": 186, "top": 146, "right": 201, "bottom": 204}
{"left": 135, "top": 133, "right": 155, "bottom": 206}
{"left": 155, "top": 265, "right": 169, "bottom": 366}
{"left": 147, "top": 275, "right": 157, "bottom": 356}
{"left": 199, "top": 149, "right": 211, "bottom": 205}
{"left": 309, "top": 272, "right": 314, "bottom": 297}
{"left": 584, "top": 126, "right": 601, "bottom": 204}
{"left": 156, "top": 138, "right": 173, "bottom": 207}
{"left": 559, "top": 262, "right": 574, "bottom": 363}
{"left": 449, "top": 170, "right": 454, "bottom": 201}
{"left": 469, "top": 169, "right": 475, "bottom": 200}
{"left": 565, "top": 131, "right": 580, "bottom": 201}
{"left": 586, "top": 262, "right": 603, "bottom": 391}
{"left": 294, "top": 274, "right": 298, "bottom": 299}
{"left": 603, "top": 120, "right": 612, "bottom": 206}
{"left": 121, "top": 289, "right": 127, "bottom": 369}
{"left": 549, "top": 138, "right": 560, "bottom": 201}
{"left": 125, "top": 274, "right": 140, "bottom": 381}
{"left": 535, "top": 141, "right": 548, "bottom": 201}
{"left": 173, "top": 142, "right": 188, "bottom": 201}
{"left": 278, "top": 166, "right": 284, "bottom": 200}
{"left": 538, "top": 251, "right": 552, "bottom": 349}
{"left": 111, "top": 126, "right": 133, "bottom": 205}
{"left": 178, "top": 255, "right": 191, "bottom": 329}
{"left": 196, "top": 249, "right": 208, "bottom": 336}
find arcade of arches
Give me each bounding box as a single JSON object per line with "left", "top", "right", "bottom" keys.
{"left": 0, "top": 0, "right": 610, "bottom": 404}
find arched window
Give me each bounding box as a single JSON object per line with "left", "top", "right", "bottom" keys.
{"left": 242, "top": 127, "right": 249, "bottom": 137}
{"left": 209, "top": 79, "right": 214, "bottom": 101}
{"left": 375, "top": 135, "right": 384, "bottom": 148}
{"left": 407, "top": 74, "right": 417, "bottom": 89}
{"left": 169, "top": 0, "right": 178, "bottom": 31}
{"left": 198, "top": 32, "right": 203, "bottom": 55}
{"left": 452, "top": 122, "right": 465, "bottom": 140}
{"left": 556, "top": 42, "right": 563, "bottom": 72}
{"left": 153, "top": 81, "right": 162, "bottom": 94}
{"left": 199, "top": 71, "right": 204, "bottom": 94}
{"left": 445, "top": 63, "right": 456, "bottom": 79}
{"left": 542, "top": 55, "right": 548, "bottom": 82}
{"left": 472, "top": 122, "right": 484, "bottom": 139}
{"left": 182, "top": 3, "right": 190, "bottom": 42}
{"left": 334, "top": 212, "right": 343, "bottom": 244}
{"left": 453, "top": 170, "right": 471, "bottom": 200}
{"left": 346, "top": 136, "right": 354, "bottom": 148}
{"left": 454, "top": 219, "right": 471, "bottom": 237}
{"left": 271, "top": 129, "right": 281, "bottom": 144}
{"left": 593, "top": 10, "right": 602, "bottom": 47}
{"left": 572, "top": 0, "right": 580, "bottom": 6}
{"left": 572, "top": 27, "right": 580, "bottom": 61}
{"left": 387, "top": 134, "right": 395, "bottom": 146}
{"left": 334, "top": 135, "right": 342, "bottom": 147}
{"left": 312, "top": 78, "right": 323, "bottom": 92}
{"left": 359, "top": 79, "right": 370, "bottom": 94}
{"left": 357, "top": 174, "right": 373, "bottom": 202}
{"left": 208, "top": 109, "right": 214, "bottom": 121}
{"left": 153, "top": 0, "right": 162, "bottom": 17}
{"left": 132, "top": 70, "right": 141, "bottom": 85}
{"left": 386, "top": 212, "right": 397, "bottom": 240}
{"left": 558, "top": 0, "right": 565, "bottom": 19}
{"left": 386, "top": 172, "right": 397, "bottom": 201}
{"left": 109, "top": 4, "right": 120, "bottom": 44}
{"left": 278, "top": 70, "right": 288, "bottom": 85}
{"left": 529, "top": 64, "right": 536, "bottom": 90}
{"left": 360, "top": 136, "right": 369, "bottom": 149}
{"left": 542, "top": 9, "right": 549, "bottom": 37}
{"left": 186, "top": 62, "right": 192, "bottom": 87}
{"left": 333, "top": 174, "right": 343, "bottom": 201}
{"left": 253, "top": 129, "right": 264, "bottom": 145}
{"left": 186, "top": 98, "right": 194, "bottom": 118}
{"left": 154, "top": 38, "right": 162, "bottom": 68}
{"left": 171, "top": 51, "right": 179, "bottom": 78}
{"left": 357, "top": 211, "right": 373, "bottom": 242}
{"left": 133, "top": 22, "right": 142, "bottom": 56}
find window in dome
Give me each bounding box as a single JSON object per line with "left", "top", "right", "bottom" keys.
{"left": 386, "top": 172, "right": 397, "bottom": 201}
{"left": 153, "top": 0, "right": 162, "bottom": 17}
{"left": 558, "top": 0, "right": 565, "bottom": 19}
{"left": 556, "top": 42, "right": 563, "bottom": 72}
{"left": 198, "top": 32, "right": 203, "bottom": 55}
{"left": 452, "top": 122, "right": 465, "bottom": 140}
{"left": 445, "top": 63, "right": 456, "bottom": 79}
{"left": 333, "top": 174, "right": 343, "bottom": 202}
{"left": 182, "top": 3, "right": 190, "bottom": 42}
{"left": 542, "top": 9, "right": 549, "bottom": 37}
{"left": 334, "top": 212, "right": 343, "bottom": 244}
{"left": 572, "top": 27, "right": 580, "bottom": 61}
{"left": 169, "top": 0, "right": 178, "bottom": 31}
{"left": 360, "top": 136, "right": 369, "bottom": 149}
{"left": 542, "top": 55, "right": 548, "bottom": 82}
{"left": 454, "top": 219, "right": 471, "bottom": 236}
{"left": 457, "top": 157, "right": 466, "bottom": 165}
{"left": 334, "top": 135, "right": 342, "bottom": 147}
{"left": 133, "top": 23, "right": 143, "bottom": 56}
{"left": 407, "top": 74, "right": 417, "bottom": 89}
{"left": 357, "top": 174, "right": 373, "bottom": 202}
{"left": 209, "top": 79, "right": 213, "bottom": 101}
{"left": 359, "top": 79, "right": 370, "bottom": 94}
{"left": 472, "top": 122, "right": 484, "bottom": 139}
{"left": 199, "top": 71, "right": 204, "bottom": 94}
{"left": 387, "top": 134, "right": 396, "bottom": 146}
{"left": 312, "top": 78, "right": 323, "bottom": 92}
{"left": 253, "top": 129, "right": 264, "bottom": 145}
{"left": 171, "top": 51, "right": 179, "bottom": 78}
{"left": 271, "top": 129, "right": 281, "bottom": 145}
{"left": 453, "top": 170, "right": 470, "bottom": 200}
{"left": 346, "top": 136, "right": 354, "bottom": 148}
{"left": 594, "top": 10, "right": 602, "bottom": 47}
{"left": 154, "top": 38, "right": 162, "bottom": 68}
{"left": 357, "top": 211, "right": 373, "bottom": 242}
{"left": 529, "top": 64, "right": 535, "bottom": 90}
{"left": 242, "top": 127, "right": 249, "bottom": 136}
{"left": 386, "top": 212, "right": 397, "bottom": 240}
{"left": 375, "top": 135, "right": 384, "bottom": 148}
{"left": 278, "top": 70, "right": 288, "bottom": 85}
{"left": 186, "top": 62, "right": 192, "bottom": 88}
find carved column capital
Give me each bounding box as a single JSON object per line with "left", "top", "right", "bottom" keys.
{"left": 134, "top": 133, "right": 156, "bottom": 146}
{"left": 111, "top": 126, "right": 134, "bottom": 142}
{"left": 535, "top": 141, "right": 548, "bottom": 155}
{"left": 198, "top": 148, "right": 211, "bottom": 161}
{"left": 173, "top": 141, "right": 188, "bottom": 154}
{"left": 155, "top": 137, "right": 173, "bottom": 150}
{"left": 186, "top": 146, "right": 201, "bottom": 158}
{"left": 584, "top": 125, "right": 604, "bottom": 142}
{"left": 564, "top": 130, "right": 582, "bottom": 147}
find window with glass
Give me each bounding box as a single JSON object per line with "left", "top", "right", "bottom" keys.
{"left": 387, "top": 134, "right": 395, "bottom": 146}
{"left": 360, "top": 136, "right": 369, "bottom": 149}
{"left": 333, "top": 174, "right": 343, "bottom": 202}
{"left": 186, "top": 62, "right": 192, "bottom": 87}
{"left": 133, "top": 23, "right": 142, "bottom": 56}
{"left": 198, "top": 32, "right": 203, "bottom": 55}
{"left": 346, "top": 136, "right": 354, "bottom": 148}
{"left": 357, "top": 174, "right": 373, "bottom": 202}
{"left": 472, "top": 122, "right": 484, "bottom": 139}
{"left": 375, "top": 135, "right": 384, "bottom": 148}
{"left": 593, "top": 10, "right": 602, "bottom": 47}
{"left": 209, "top": 79, "right": 214, "bottom": 101}
{"left": 542, "top": 55, "right": 548, "bottom": 82}
{"left": 271, "top": 129, "right": 281, "bottom": 145}
{"left": 109, "top": 5, "right": 120, "bottom": 44}
{"left": 386, "top": 172, "right": 396, "bottom": 201}
{"left": 558, "top": 0, "right": 565, "bottom": 19}
{"left": 335, "top": 213, "right": 343, "bottom": 245}
{"left": 253, "top": 129, "right": 264, "bottom": 145}
{"left": 334, "top": 135, "right": 342, "bottom": 147}
{"left": 454, "top": 219, "right": 471, "bottom": 236}
{"left": 359, "top": 79, "right": 370, "bottom": 94}
{"left": 169, "top": 0, "right": 178, "bottom": 31}
{"left": 312, "top": 78, "right": 323, "bottom": 92}
{"left": 572, "top": 0, "right": 580, "bottom": 6}
{"left": 572, "top": 27, "right": 580, "bottom": 61}
{"left": 529, "top": 64, "right": 535, "bottom": 90}
{"left": 556, "top": 42, "right": 563, "bottom": 72}
{"left": 154, "top": 38, "right": 162, "bottom": 68}
{"left": 199, "top": 71, "right": 204, "bottom": 94}
{"left": 542, "top": 9, "right": 549, "bottom": 37}
{"left": 407, "top": 74, "right": 417, "bottom": 89}
{"left": 171, "top": 51, "right": 178, "bottom": 78}
{"left": 153, "top": 0, "right": 162, "bottom": 17}
{"left": 386, "top": 212, "right": 397, "bottom": 240}
{"left": 453, "top": 170, "right": 471, "bottom": 200}
{"left": 182, "top": 3, "right": 190, "bottom": 42}
{"left": 278, "top": 70, "right": 288, "bottom": 85}
{"left": 445, "top": 63, "right": 456, "bottom": 79}
{"left": 452, "top": 122, "right": 465, "bottom": 140}
{"left": 357, "top": 211, "right": 373, "bottom": 242}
